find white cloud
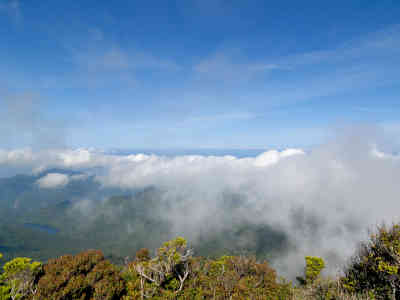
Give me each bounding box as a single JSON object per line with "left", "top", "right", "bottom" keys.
{"left": 84, "top": 133, "right": 400, "bottom": 278}
{"left": 0, "top": 148, "right": 34, "bottom": 164}
{"left": 253, "top": 149, "right": 304, "bottom": 167}
{"left": 58, "top": 148, "right": 93, "bottom": 167}
{"left": 2, "top": 128, "right": 400, "bottom": 278}
{"left": 70, "top": 174, "right": 89, "bottom": 181}
{"left": 36, "top": 173, "right": 69, "bottom": 189}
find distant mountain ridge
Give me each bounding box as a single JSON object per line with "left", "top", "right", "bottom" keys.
{"left": 0, "top": 169, "right": 289, "bottom": 266}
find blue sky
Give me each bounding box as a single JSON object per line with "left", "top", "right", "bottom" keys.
{"left": 1, "top": 0, "right": 400, "bottom": 149}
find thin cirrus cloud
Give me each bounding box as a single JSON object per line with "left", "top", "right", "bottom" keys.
{"left": 192, "top": 24, "right": 400, "bottom": 103}
{"left": 193, "top": 51, "right": 286, "bottom": 82}
{"left": 186, "top": 112, "right": 256, "bottom": 123}
{"left": 63, "top": 23, "right": 399, "bottom": 101}
{"left": 0, "top": 92, "right": 66, "bottom": 149}
{"left": 72, "top": 45, "right": 181, "bottom": 73}
{"left": 282, "top": 24, "right": 400, "bottom": 68}
{"left": 59, "top": 34, "right": 182, "bottom": 89}
{"left": 1, "top": 8, "right": 399, "bottom": 149}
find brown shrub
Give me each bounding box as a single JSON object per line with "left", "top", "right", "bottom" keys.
{"left": 35, "top": 250, "right": 126, "bottom": 300}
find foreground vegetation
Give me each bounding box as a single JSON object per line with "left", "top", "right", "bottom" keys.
{"left": 2, "top": 223, "right": 400, "bottom": 299}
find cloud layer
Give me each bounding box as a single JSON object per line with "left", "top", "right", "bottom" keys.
{"left": 1, "top": 129, "right": 400, "bottom": 278}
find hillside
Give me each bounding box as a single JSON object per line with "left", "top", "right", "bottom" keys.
{"left": 0, "top": 171, "right": 289, "bottom": 267}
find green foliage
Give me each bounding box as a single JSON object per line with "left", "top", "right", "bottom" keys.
{"left": 123, "top": 237, "right": 292, "bottom": 299}
{"left": 342, "top": 223, "right": 400, "bottom": 299}
{"left": 291, "top": 276, "right": 374, "bottom": 300}
{"left": 2, "top": 258, "right": 41, "bottom": 276}
{"left": 296, "top": 256, "right": 325, "bottom": 286}
{"left": 2, "top": 231, "right": 398, "bottom": 299}
{"left": 0, "top": 285, "right": 11, "bottom": 300}
{"left": 0, "top": 253, "right": 10, "bottom": 300}
{"left": 181, "top": 255, "right": 292, "bottom": 299}
{"left": 125, "top": 237, "right": 193, "bottom": 298}
{"left": 305, "top": 256, "right": 325, "bottom": 283}
{"left": 0, "top": 256, "right": 42, "bottom": 300}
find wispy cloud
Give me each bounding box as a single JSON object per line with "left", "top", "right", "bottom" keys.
{"left": 279, "top": 25, "right": 400, "bottom": 68}
{"left": 186, "top": 112, "right": 256, "bottom": 123}
{"left": 193, "top": 24, "right": 400, "bottom": 109}
{"left": 58, "top": 31, "right": 182, "bottom": 89}
{"left": 193, "top": 51, "right": 285, "bottom": 82}
{"left": 353, "top": 107, "right": 397, "bottom": 113}
{"left": 0, "top": 92, "right": 66, "bottom": 149}
{"left": 72, "top": 44, "right": 180, "bottom": 73}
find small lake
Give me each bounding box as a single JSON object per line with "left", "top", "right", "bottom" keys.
{"left": 23, "top": 223, "right": 59, "bottom": 234}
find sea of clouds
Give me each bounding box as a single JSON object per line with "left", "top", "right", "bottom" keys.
{"left": 1, "top": 128, "right": 400, "bottom": 278}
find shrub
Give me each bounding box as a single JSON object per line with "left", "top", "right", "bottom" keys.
{"left": 0, "top": 253, "right": 11, "bottom": 300}
{"left": 35, "top": 249, "right": 126, "bottom": 300}
{"left": 0, "top": 254, "right": 42, "bottom": 300}
{"left": 125, "top": 237, "right": 193, "bottom": 299}
{"left": 342, "top": 223, "right": 400, "bottom": 299}
{"left": 123, "top": 238, "right": 292, "bottom": 299}
{"left": 297, "top": 256, "right": 326, "bottom": 285}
